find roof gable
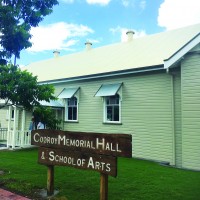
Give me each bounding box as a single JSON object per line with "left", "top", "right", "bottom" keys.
{"left": 164, "top": 32, "right": 200, "bottom": 68}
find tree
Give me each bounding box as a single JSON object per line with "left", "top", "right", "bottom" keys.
{"left": 0, "top": 64, "right": 56, "bottom": 110}
{"left": 0, "top": 0, "right": 60, "bottom": 128}
{"left": 0, "top": 0, "right": 58, "bottom": 64}
{"left": 33, "top": 107, "right": 62, "bottom": 130}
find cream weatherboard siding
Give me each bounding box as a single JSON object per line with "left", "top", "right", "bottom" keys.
{"left": 0, "top": 107, "right": 16, "bottom": 130}
{"left": 54, "top": 72, "right": 174, "bottom": 164}
{"left": 182, "top": 53, "right": 200, "bottom": 170}
{"left": 173, "top": 71, "right": 182, "bottom": 167}
{"left": 0, "top": 108, "right": 8, "bottom": 128}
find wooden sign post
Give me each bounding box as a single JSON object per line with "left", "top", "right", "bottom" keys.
{"left": 100, "top": 173, "right": 108, "bottom": 200}
{"left": 31, "top": 130, "right": 132, "bottom": 199}
{"left": 47, "top": 165, "right": 54, "bottom": 196}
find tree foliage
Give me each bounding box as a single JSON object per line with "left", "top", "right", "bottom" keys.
{"left": 0, "top": 0, "right": 61, "bottom": 128}
{"left": 0, "top": 0, "right": 58, "bottom": 64}
{"left": 0, "top": 64, "right": 56, "bottom": 110}
{"left": 33, "top": 107, "right": 62, "bottom": 130}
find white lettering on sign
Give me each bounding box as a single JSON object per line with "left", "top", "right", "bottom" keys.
{"left": 96, "top": 138, "right": 105, "bottom": 149}
{"left": 87, "top": 157, "right": 111, "bottom": 172}
{"left": 34, "top": 133, "right": 59, "bottom": 145}
{"left": 41, "top": 151, "right": 45, "bottom": 160}
{"left": 47, "top": 151, "right": 111, "bottom": 172}
{"left": 33, "top": 133, "right": 122, "bottom": 153}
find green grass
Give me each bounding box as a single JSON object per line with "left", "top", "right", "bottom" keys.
{"left": 0, "top": 148, "right": 200, "bottom": 200}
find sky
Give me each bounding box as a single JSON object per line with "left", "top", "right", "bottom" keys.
{"left": 18, "top": 0, "right": 200, "bottom": 67}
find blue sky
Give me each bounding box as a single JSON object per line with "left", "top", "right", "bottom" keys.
{"left": 18, "top": 0, "right": 200, "bottom": 67}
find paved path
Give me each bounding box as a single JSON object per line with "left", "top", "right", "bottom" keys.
{"left": 0, "top": 188, "right": 31, "bottom": 200}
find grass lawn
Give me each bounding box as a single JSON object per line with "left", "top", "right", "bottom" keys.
{"left": 0, "top": 148, "right": 200, "bottom": 200}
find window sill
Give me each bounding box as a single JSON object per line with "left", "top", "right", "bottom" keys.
{"left": 103, "top": 121, "right": 122, "bottom": 125}
{"left": 65, "top": 120, "right": 79, "bottom": 123}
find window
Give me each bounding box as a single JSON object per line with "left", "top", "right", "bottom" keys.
{"left": 104, "top": 94, "right": 121, "bottom": 122}
{"left": 95, "top": 83, "right": 122, "bottom": 124}
{"left": 57, "top": 87, "right": 80, "bottom": 122}
{"left": 66, "top": 97, "right": 78, "bottom": 121}
{"left": 11, "top": 110, "right": 15, "bottom": 119}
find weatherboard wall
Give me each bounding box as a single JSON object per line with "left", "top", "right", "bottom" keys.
{"left": 53, "top": 72, "right": 174, "bottom": 164}
{"left": 0, "top": 108, "right": 8, "bottom": 128}
{"left": 173, "top": 71, "right": 182, "bottom": 168}
{"left": 181, "top": 53, "right": 200, "bottom": 170}
{"left": 0, "top": 108, "right": 17, "bottom": 130}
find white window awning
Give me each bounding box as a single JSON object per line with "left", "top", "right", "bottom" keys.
{"left": 95, "top": 83, "right": 122, "bottom": 97}
{"left": 39, "top": 100, "right": 64, "bottom": 108}
{"left": 57, "top": 87, "right": 80, "bottom": 99}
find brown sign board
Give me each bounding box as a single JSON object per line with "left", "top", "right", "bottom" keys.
{"left": 38, "top": 147, "right": 117, "bottom": 177}
{"left": 31, "top": 130, "right": 132, "bottom": 158}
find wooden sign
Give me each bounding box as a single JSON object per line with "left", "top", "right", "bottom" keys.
{"left": 31, "top": 130, "right": 132, "bottom": 199}
{"left": 38, "top": 147, "right": 117, "bottom": 177}
{"left": 31, "top": 130, "right": 132, "bottom": 158}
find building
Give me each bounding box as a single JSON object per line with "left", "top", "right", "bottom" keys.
{"left": 1, "top": 23, "right": 200, "bottom": 171}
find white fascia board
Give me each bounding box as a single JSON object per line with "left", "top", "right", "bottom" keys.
{"left": 164, "top": 34, "right": 200, "bottom": 69}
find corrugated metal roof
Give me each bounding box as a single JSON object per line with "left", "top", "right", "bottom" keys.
{"left": 24, "top": 23, "right": 200, "bottom": 82}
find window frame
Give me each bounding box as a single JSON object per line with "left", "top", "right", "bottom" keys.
{"left": 65, "top": 95, "right": 79, "bottom": 122}
{"left": 103, "top": 94, "right": 122, "bottom": 124}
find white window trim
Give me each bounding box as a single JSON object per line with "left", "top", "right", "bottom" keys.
{"left": 65, "top": 95, "right": 79, "bottom": 122}
{"left": 103, "top": 93, "right": 122, "bottom": 124}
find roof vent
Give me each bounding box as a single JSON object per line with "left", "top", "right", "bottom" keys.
{"left": 53, "top": 50, "right": 60, "bottom": 58}
{"left": 126, "top": 30, "right": 135, "bottom": 42}
{"left": 85, "top": 41, "right": 92, "bottom": 51}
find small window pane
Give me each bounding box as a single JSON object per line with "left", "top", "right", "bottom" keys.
{"left": 72, "top": 107, "right": 77, "bottom": 120}
{"left": 107, "top": 95, "right": 119, "bottom": 105}
{"left": 68, "top": 97, "right": 77, "bottom": 106}
{"left": 68, "top": 107, "right": 73, "bottom": 120}
{"left": 68, "top": 107, "right": 77, "bottom": 120}
{"left": 107, "top": 106, "right": 113, "bottom": 121}
{"left": 113, "top": 106, "right": 119, "bottom": 121}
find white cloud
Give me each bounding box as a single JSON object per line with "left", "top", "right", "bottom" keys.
{"left": 158, "top": 0, "right": 200, "bottom": 30}
{"left": 110, "top": 26, "right": 146, "bottom": 42}
{"left": 86, "top": 0, "right": 111, "bottom": 6}
{"left": 28, "top": 22, "right": 94, "bottom": 52}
